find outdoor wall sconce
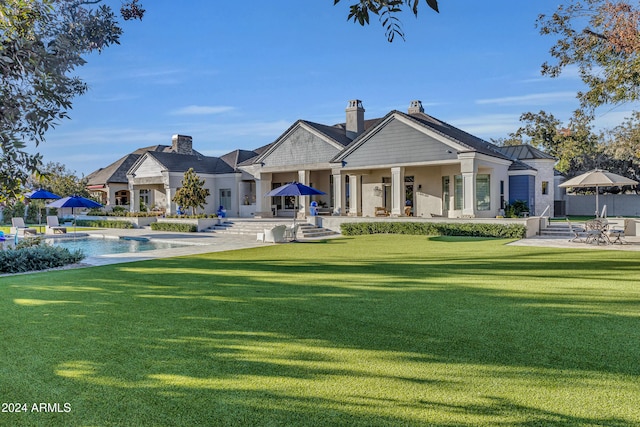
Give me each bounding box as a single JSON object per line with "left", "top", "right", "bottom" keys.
{"left": 373, "top": 186, "right": 382, "bottom": 196}
{"left": 418, "top": 184, "right": 422, "bottom": 191}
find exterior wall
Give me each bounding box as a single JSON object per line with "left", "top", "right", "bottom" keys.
{"left": 565, "top": 194, "right": 640, "bottom": 217}
{"left": 262, "top": 127, "right": 341, "bottom": 167}
{"left": 526, "top": 159, "right": 555, "bottom": 216}
{"left": 509, "top": 175, "right": 535, "bottom": 213}
{"left": 342, "top": 118, "right": 459, "bottom": 168}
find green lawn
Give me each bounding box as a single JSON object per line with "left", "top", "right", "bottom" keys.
{"left": 1, "top": 235, "right": 639, "bottom": 426}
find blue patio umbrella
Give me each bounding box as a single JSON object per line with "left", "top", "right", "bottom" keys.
{"left": 47, "top": 196, "right": 102, "bottom": 234}
{"left": 265, "top": 182, "right": 326, "bottom": 231}
{"left": 27, "top": 189, "right": 61, "bottom": 227}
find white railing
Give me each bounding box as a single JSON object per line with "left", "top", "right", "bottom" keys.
{"left": 539, "top": 205, "right": 550, "bottom": 218}
{"left": 600, "top": 204, "right": 607, "bottom": 218}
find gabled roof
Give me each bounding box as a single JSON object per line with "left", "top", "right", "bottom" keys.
{"left": 86, "top": 153, "right": 141, "bottom": 185}
{"left": 496, "top": 144, "right": 556, "bottom": 161}
{"left": 333, "top": 110, "right": 514, "bottom": 163}
{"left": 220, "top": 149, "right": 261, "bottom": 171}
{"left": 405, "top": 111, "right": 513, "bottom": 161}
{"left": 144, "top": 151, "right": 234, "bottom": 174}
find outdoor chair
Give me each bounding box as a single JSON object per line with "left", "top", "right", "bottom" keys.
{"left": 11, "top": 217, "right": 37, "bottom": 237}
{"left": 375, "top": 207, "right": 389, "bottom": 217}
{"left": 46, "top": 216, "right": 67, "bottom": 234}
{"left": 566, "top": 219, "right": 586, "bottom": 243}
{"left": 263, "top": 225, "right": 287, "bottom": 243}
{"left": 284, "top": 224, "right": 299, "bottom": 241}
{"left": 601, "top": 219, "right": 627, "bottom": 244}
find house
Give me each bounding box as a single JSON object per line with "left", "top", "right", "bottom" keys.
{"left": 86, "top": 100, "right": 556, "bottom": 218}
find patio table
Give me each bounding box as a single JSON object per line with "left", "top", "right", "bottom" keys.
{"left": 585, "top": 219, "right": 611, "bottom": 245}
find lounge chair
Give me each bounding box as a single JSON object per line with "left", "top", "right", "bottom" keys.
{"left": 46, "top": 216, "right": 67, "bottom": 234}
{"left": 566, "top": 219, "right": 585, "bottom": 243}
{"left": 263, "top": 225, "right": 287, "bottom": 243}
{"left": 11, "top": 217, "right": 37, "bottom": 237}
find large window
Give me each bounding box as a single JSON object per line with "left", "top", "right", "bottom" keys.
{"left": 454, "top": 175, "right": 463, "bottom": 210}
{"left": 476, "top": 174, "right": 490, "bottom": 211}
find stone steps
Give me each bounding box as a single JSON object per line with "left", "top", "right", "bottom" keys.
{"left": 538, "top": 222, "right": 574, "bottom": 237}
{"left": 209, "top": 219, "right": 339, "bottom": 239}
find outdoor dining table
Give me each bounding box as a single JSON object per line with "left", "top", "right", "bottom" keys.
{"left": 584, "top": 219, "right": 611, "bottom": 245}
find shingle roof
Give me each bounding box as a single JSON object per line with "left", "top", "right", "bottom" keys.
{"left": 404, "top": 111, "right": 513, "bottom": 161}
{"left": 86, "top": 153, "right": 141, "bottom": 185}
{"left": 220, "top": 149, "right": 261, "bottom": 171}
{"left": 146, "top": 152, "right": 234, "bottom": 174}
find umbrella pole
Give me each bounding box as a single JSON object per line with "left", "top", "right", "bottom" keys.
{"left": 595, "top": 186, "right": 599, "bottom": 217}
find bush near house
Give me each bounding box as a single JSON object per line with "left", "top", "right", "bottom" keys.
{"left": 150, "top": 222, "right": 197, "bottom": 232}
{"left": 340, "top": 222, "right": 527, "bottom": 239}
{"left": 75, "top": 219, "right": 134, "bottom": 229}
{"left": 0, "top": 238, "right": 84, "bottom": 274}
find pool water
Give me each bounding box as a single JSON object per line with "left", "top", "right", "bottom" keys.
{"left": 47, "top": 237, "right": 188, "bottom": 258}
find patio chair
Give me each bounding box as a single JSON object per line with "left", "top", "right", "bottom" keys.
{"left": 601, "top": 219, "right": 627, "bottom": 244}
{"left": 263, "top": 225, "right": 287, "bottom": 243}
{"left": 10, "top": 217, "right": 37, "bottom": 237}
{"left": 46, "top": 216, "right": 67, "bottom": 234}
{"left": 375, "top": 207, "right": 389, "bottom": 217}
{"left": 566, "top": 219, "right": 586, "bottom": 243}
{"left": 284, "top": 224, "right": 299, "bottom": 241}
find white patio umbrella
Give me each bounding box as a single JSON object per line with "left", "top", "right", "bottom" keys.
{"left": 559, "top": 169, "right": 638, "bottom": 217}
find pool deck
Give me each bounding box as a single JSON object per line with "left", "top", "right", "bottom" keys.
{"left": 80, "top": 228, "right": 274, "bottom": 266}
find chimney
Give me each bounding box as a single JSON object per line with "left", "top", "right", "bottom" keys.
{"left": 408, "top": 100, "right": 424, "bottom": 114}
{"left": 172, "top": 134, "right": 193, "bottom": 155}
{"left": 345, "top": 99, "right": 365, "bottom": 140}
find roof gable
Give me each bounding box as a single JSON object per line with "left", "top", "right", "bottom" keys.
{"left": 255, "top": 121, "right": 346, "bottom": 167}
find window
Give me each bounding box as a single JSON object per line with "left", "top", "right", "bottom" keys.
{"left": 542, "top": 181, "right": 549, "bottom": 195}
{"left": 454, "top": 175, "right": 463, "bottom": 210}
{"left": 476, "top": 174, "right": 490, "bottom": 211}
{"left": 442, "top": 176, "right": 450, "bottom": 211}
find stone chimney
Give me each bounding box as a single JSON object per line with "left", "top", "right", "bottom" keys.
{"left": 345, "top": 99, "right": 365, "bottom": 140}
{"left": 172, "top": 134, "right": 193, "bottom": 155}
{"left": 408, "top": 100, "right": 424, "bottom": 114}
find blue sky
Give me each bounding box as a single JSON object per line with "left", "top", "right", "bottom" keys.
{"left": 35, "top": 0, "right": 638, "bottom": 176}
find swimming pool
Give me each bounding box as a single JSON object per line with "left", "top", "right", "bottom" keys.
{"left": 47, "top": 237, "right": 189, "bottom": 258}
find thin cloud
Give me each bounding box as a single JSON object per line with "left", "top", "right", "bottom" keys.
{"left": 476, "top": 91, "right": 577, "bottom": 106}
{"left": 169, "top": 105, "right": 236, "bottom": 116}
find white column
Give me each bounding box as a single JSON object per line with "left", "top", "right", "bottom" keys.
{"left": 460, "top": 156, "right": 477, "bottom": 217}
{"left": 129, "top": 186, "right": 139, "bottom": 213}
{"left": 332, "top": 171, "right": 342, "bottom": 215}
{"left": 298, "top": 170, "right": 310, "bottom": 218}
{"left": 346, "top": 175, "right": 357, "bottom": 216}
{"left": 164, "top": 186, "right": 173, "bottom": 215}
{"left": 254, "top": 173, "right": 272, "bottom": 217}
{"left": 391, "top": 167, "right": 404, "bottom": 216}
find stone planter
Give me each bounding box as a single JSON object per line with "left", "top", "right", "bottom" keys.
{"left": 157, "top": 218, "right": 219, "bottom": 232}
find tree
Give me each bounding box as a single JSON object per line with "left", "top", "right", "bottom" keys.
{"left": 31, "top": 162, "right": 89, "bottom": 198}
{"left": 172, "top": 168, "right": 210, "bottom": 216}
{"left": 335, "top": 0, "right": 440, "bottom": 42}
{"left": 538, "top": 0, "right": 640, "bottom": 113}
{"left": 600, "top": 111, "right": 640, "bottom": 185}
{"left": 0, "top": 0, "right": 143, "bottom": 204}
{"left": 501, "top": 110, "right": 600, "bottom": 175}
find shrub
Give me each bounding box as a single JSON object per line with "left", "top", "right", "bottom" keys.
{"left": 0, "top": 244, "right": 85, "bottom": 274}
{"left": 75, "top": 219, "right": 134, "bottom": 229}
{"left": 505, "top": 200, "right": 529, "bottom": 218}
{"left": 340, "top": 222, "right": 526, "bottom": 239}
{"left": 150, "top": 222, "right": 197, "bottom": 232}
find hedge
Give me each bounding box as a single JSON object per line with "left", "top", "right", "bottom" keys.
{"left": 0, "top": 245, "right": 85, "bottom": 274}
{"left": 150, "top": 222, "right": 197, "bottom": 232}
{"left": 340, "top": 222, "right": 527, "bottom": 239}
{"left": 75, "top": 219, "right": 134, "bottom": 229}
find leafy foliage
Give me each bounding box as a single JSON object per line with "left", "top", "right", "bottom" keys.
{"left": 75, "top": 219, "right": 134, "bottom": 229}
{"left": 340, "top": 221, "right": 527, "bottom": 238}
{"left": 0, "top": 0, "right": 139, "bottom": 203}
{"left": 150, "top": 222, "right": 197, "bottom": 232}
{"left": 31, "top": 162, "right": 89, "bottom": 198}
{"left": 334, "top": 0, "right": 439, "bottom": 41}
{"left": 0, "top": 242, "right": 84, "bottom": 273}
{"left": 538, "top": 0, "right": 640, "bottom": 112}
{"left": 172, "top": 168, "right": 211, "bottom": 216}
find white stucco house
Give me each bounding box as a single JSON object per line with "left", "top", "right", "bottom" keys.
{"left": 86, "top": 100, "right": 557, "bottom": 219}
